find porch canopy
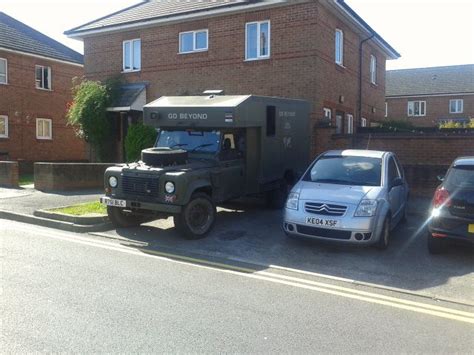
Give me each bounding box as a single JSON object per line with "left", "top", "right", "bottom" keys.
{"left": 107, "top": 83, "right": 147, "bottom": 112}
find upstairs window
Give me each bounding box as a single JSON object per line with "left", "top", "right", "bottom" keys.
{"left": 179, "top": 30, "right": 208, "bottom": 53}
{"left": 36, "top": 118, "right": 52, "bottom": 140}
{"left": 0, "top": 58, "right": 7, "bottom": 84}
{"left": 123, "top": 39, "right": 141, "bottom": 72}
{"left": 246, "top": 21, "right": 270, "bottom": 60}
{"left": 35, "top": 65, "right": 51, "bottom": 90}
{"left": 407, "top": 101, "right": 426, "bottom": 117}
{"left": 370, "top": 55, "right": 377, "bottom": 84}
{"left": 335, "top": 29, "right": 344, "bottom": 65}
{"left": 449, "top": 99, "right": 463, "bottom": 114}
{"left": 0, "top": 115, "right": 8, "bottom": 138}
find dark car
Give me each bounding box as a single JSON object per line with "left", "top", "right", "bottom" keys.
{"left": 428, "top": 156, "right": 474, "bottom": 254}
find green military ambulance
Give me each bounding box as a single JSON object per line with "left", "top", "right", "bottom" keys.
{"left": 101, "top": 94, "right": 310, "bottom": 239}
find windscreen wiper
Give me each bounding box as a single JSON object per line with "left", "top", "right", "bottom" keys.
{"left": 190, "top": 144, "right": 214, "bottom": 152}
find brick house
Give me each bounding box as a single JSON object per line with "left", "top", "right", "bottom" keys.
{"left": 65, "top": 0, "right": 399, "bottom": 160}
{"left": 385, "top": 65, "right": 474, "bottom": 127}
{"left": 0, "top": 12, "right": 87, "bottom": 165}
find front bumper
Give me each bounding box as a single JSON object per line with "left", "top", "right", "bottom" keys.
{"left": 283, "top": 207, "right": 380, "bottom": 244}
{"left": 100, "top": 196, "right": 181, "bottom": 214}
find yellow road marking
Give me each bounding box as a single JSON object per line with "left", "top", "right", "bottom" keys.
{"left": 8, "top": 223, "right": 474, "bottom": 324}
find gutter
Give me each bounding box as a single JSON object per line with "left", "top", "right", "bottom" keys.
{"left": 65, "top": 1, "right": 287, "bottom": 39}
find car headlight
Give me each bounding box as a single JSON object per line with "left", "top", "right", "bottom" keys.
{"left": 354, "top": 200, "right": 378, "bottom": 217}
{"left": 286, "top": 192, "right": 299, "bottom": 210}
{"left": 165, "top": 181, "right": 175, "bottom": 194}
{"left": 108, "top": 176, "right": 118, "bottom": 188}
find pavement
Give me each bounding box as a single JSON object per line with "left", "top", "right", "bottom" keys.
{"left": 0, "top": 186, "right": 103, "bottom": 215}
{"left": 3, "top": 221, "right": 474, "bottom": 353}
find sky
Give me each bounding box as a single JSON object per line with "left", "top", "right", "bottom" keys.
{"left": 1, "top": 0, "right": 473, "bottom": 70}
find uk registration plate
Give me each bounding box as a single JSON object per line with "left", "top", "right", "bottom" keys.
{"left": 306, "top": 217, "right": 339, "bottom": 228}
{"left": 102, "top": 198, "right": 126, "bottom": 208}
{"left": 468, "top": 224, "right": 474, "bottom": 234}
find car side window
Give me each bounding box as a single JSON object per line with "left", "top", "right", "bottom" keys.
{"left": 394, "top": 155, "right": 404, "bottom": 178}
{"left": 387, "top": 157, "right": 400, "bottom": 184}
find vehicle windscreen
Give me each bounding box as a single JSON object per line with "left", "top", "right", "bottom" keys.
{"left": 444, "top": 165, "right": 474, "bottom": 189}
{"left": 156, "top": 130, "right": 221, "bottom": 154}
{"left": 303, "top": 155, "right": 382, "bottom": 186}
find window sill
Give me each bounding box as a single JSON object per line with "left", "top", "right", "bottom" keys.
{"left": 449, "top": 112, "right": 463, "bottom": 114}
{"left": 335, "top": 62, "right": 346, "bottom": 69}
{"left": 36, "top": 87, "right": 52, "bottom": 92}
{"left": 0, "top": 136, "right": 9, "bottom": 139}
{"left": 370, "top": 82, "right": 378, "bottom": 87}
{"left": 122, "top": 69, "right": 141, "bottom": 74}
{"left": 178, "top": 49, "right": 208, "bottom": 55}
{"left": 36, "top": 137, "right": 53, "bottom": 141}
{"left": 244, "top": 57, "right": 271, "bottom": 62}
{"left": 0, "top": 82, "right": 8, "bottom": 85}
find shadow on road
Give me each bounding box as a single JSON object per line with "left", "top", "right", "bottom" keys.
{"left": 113, "top": 198, "right": 474, "bottom": 303}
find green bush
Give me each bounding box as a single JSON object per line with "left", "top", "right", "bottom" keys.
{"left": 439, "top": 118, "right": 474, "bottom": 129}
{"left": 125, "top": 123, "right": 158, "bottom": 162}
{"left": 67, "top": 78, "right": 120, "bottom": 162}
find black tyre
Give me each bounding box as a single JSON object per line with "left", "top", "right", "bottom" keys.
{"left": 265, "top": 183, "right": 290, "bottom": 209}
{"left": 107, "top": 206, "right": 147, "bottom": 228}
{"left": 375, "top": 216, "right": 391, "bottom": 250}
{"left": 427, "top": 232, "right": 445, "bottom": 254}
{"left": 141, "top": 148, "right": 188, "bottom": 167}
{"left": 174, "top": 193, "right": 216, "bottom": 240}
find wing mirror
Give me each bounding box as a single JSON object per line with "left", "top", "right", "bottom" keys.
{"left": 391, "top": 177, "right": 403, "bottom": 189}
{"left": 437, "top": 175, "right": 444, "bottom": 182}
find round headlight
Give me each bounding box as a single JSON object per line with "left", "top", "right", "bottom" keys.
{"left": 165, "top": 181, "right": 175, "bottom": 194}
{"left": 108, "top": 176, "right": 118, "bottom": 188}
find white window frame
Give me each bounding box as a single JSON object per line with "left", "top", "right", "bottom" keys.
{"left": 335, "top": 29, "right": 344, "bottom": 66}
{"left": 179, "top": 29, "right": 208, "bottom": 54}
{"left": 122, "top": 39, "right": 141, "bottom": 72}
{"left": 245, "top": 20, "right": 271, "bottom": 61}
{"left": 347, "top": 114, "right": 354, "bottom": 134}
{"left": 36, "top": 118, "right": 52, "bottom": 140}
{"left": 0, "top": 115, "right": 8, "bottom": 138}
{"left": 0, "top": 58, "right": 7, "bottom": 84}
{"left": 385, "top": 102, "right": 388, "bottom": 117}
{"left": 370, "top": 55, "right": 377, "bottom": 84}
{"left": 35, "top": 65, "right": 51, "bottom": 90}
{"left": 361, "top": 117, "right": 367, "bottom": 127}
{"left": 449, "top": 99, "right": 463, "bottom": 114}
{"left": 407, "top": 101, "right": 426, "bottom": 117}
{"left": 323, "top": 108, "right": 332, "bottom": 121}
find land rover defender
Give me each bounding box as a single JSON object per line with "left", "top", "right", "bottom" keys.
{"left": 101, "top": 94, "right": 310, "bottom": 239}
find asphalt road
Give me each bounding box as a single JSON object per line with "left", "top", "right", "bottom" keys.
{"left": 2, "top": 220, "right": 474, "bottom": 353}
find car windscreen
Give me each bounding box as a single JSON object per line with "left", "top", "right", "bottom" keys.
{"left": 156, "top": 130, "right": 221, "bottom": 154}
{"left": 303, "top": 155, "right": 382, "bottom": 186}
{"left": 444, "top": 165, "right": 474, "bottom": 189}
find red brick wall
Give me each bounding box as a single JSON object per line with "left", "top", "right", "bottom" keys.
{"left": 0, "top": 50, "right": 87, "bottom": 162}
{"left": 82, "top": 0, "right": 390, "bottom": 157}
{"left": 385, "top": 94, "right": 474, "bottom": 127}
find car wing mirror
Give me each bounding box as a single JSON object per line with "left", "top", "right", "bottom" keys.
{"left": 391, "top": 177, "right": 403, "bottom": 189}
{"left": 437, "top": 175, "right": 444, "bottom": 182}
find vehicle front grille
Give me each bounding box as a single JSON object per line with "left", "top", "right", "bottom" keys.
{"left": 305, "top": 202, "right": 347, "bottom": 216}
{"left": 296, "top": 225, "right": 352, "bottom": 240}
{"left": 122, "top": 175, "right": 159, "bottom": 198}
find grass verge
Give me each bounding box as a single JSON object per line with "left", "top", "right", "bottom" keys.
{"left": 51, "top": 201, "right": 106, "bottom": 216}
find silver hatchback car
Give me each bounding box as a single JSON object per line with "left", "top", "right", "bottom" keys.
{"left": 283, "top": 150, "right": 409, "bottom": 249}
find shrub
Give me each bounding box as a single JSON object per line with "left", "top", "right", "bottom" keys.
{"left": 67, "top": 78, "right": 120, "bottom": 161}
{"left": 125, "top": 123, "right": 158, "bottom": 162}
{"left": 439, "top": 118, "right": 474, "bottom": 129}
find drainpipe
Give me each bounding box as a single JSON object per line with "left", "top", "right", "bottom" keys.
{"left": 355, "top": 33, "right": 375, "bottom": 148}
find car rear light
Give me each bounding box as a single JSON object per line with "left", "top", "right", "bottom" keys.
{"left": 433, "top": 187, "right": 451, "bottom": 209}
